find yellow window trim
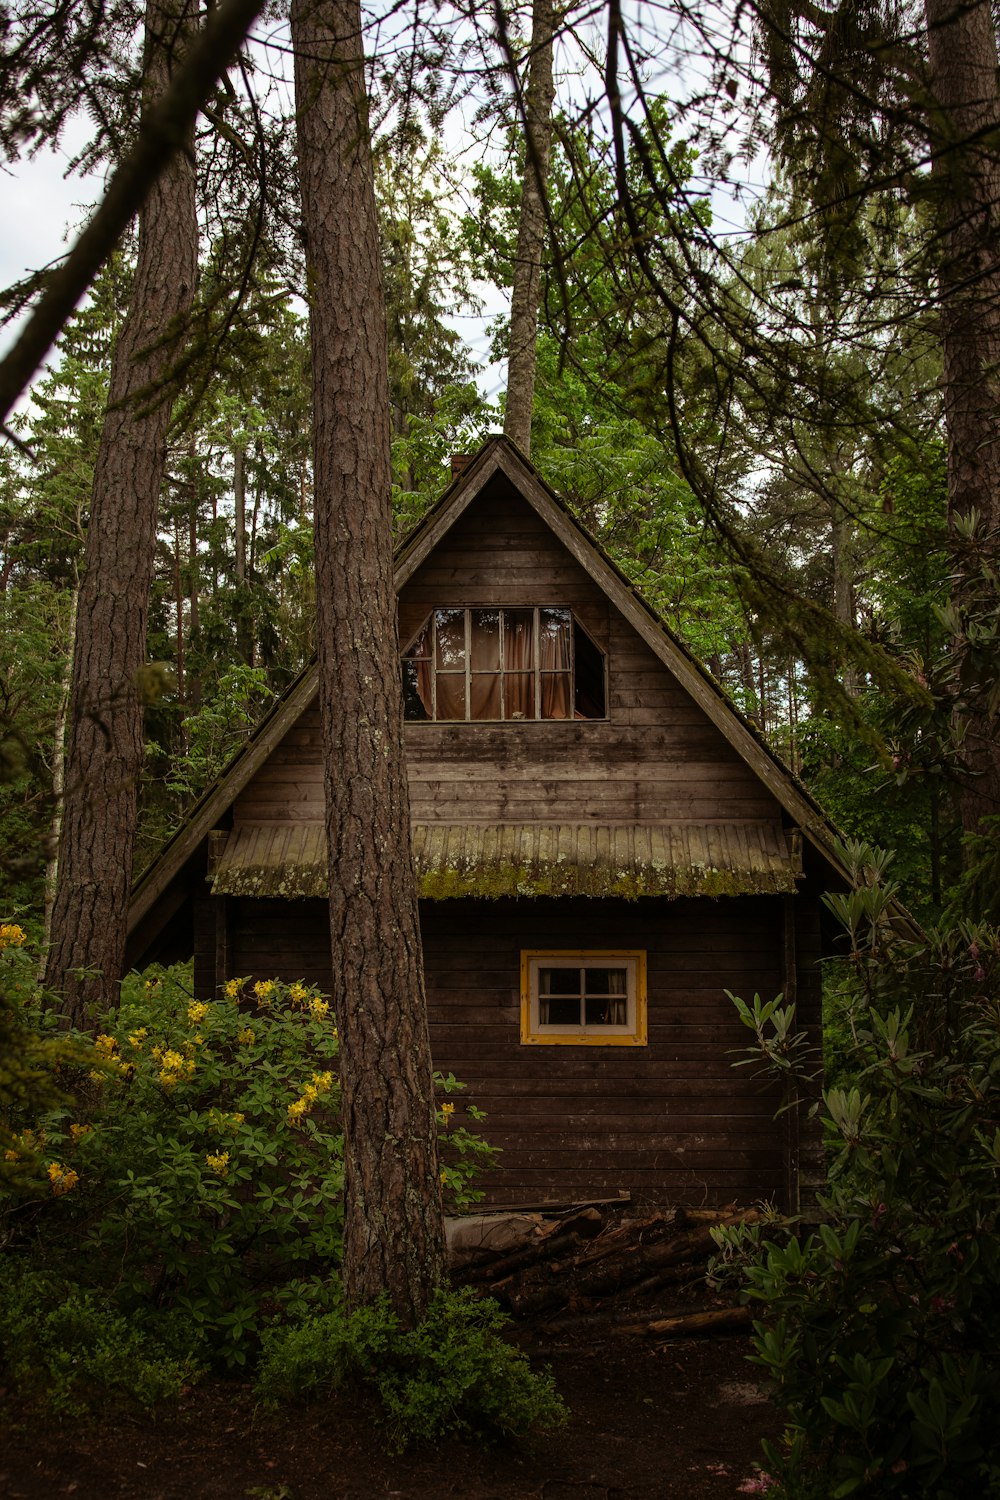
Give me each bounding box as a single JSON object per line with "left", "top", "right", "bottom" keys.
{"left": 520, "top": 949, "right": 648, "bottom": 1046}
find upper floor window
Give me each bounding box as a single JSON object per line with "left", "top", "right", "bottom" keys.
{"left": 402, "top": 608, "right": 606, "bottom": 721}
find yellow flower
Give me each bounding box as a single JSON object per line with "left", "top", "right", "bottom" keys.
{"left": 128, "top": 1028, "right": 148, "bottom": 1049}
{"left": 158, "top": 1049, "right": 196, "bottom": 1088}
{"left": 439, "top": 1102, "right": 455, "bottom": 1126}
{"left": 69, "top": 1123, "right": 92, "bottom": 1142}
{"left": 237, "top": 1027, "right": 256, "bottom": 1047}
{"left": 287, "top": 1098, "right": 308, "bottom": 1126}
{"left": 205, "top": 1151, "right": 230, "bottom": 1178}
{"left": 4, "top": 1149, "right": 18, "bottom": 1161}
{"left": 94, "top": 1034, "right": 118, "bottom": 1056}
{"left": 187, "top": 1001, "right": 208, "bottom": 1024}
{"left": 287, "top": 982, "right": 307, "bottom": 1006}
{"left": 253, "top": 979, "right": 274, "bottom": 1003}
{"left": 302, "top": 1083, "right": 319, "bottom": 1103}
{"left": 223, "top": 977, "right": 242, "bottom": 1000}
{"left": 311, "top": 1071, "right": 334, "bottom": 1093}
{"left": 0, "top": 923, "right": 26, "bottom": 949}
{"left": 308, "top": 996, "right": 330, "bottom": 1020}
{"left": 47, "top": 1161, "right": 79, "bottom": 1195}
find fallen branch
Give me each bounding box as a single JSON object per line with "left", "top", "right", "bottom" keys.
{"left": 623, "top": 1306, "right": 752, "bottom": 1339}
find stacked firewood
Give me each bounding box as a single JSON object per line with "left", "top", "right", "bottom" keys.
{"left": 449, "top": 1201, "right": 759, "bottom": 1340}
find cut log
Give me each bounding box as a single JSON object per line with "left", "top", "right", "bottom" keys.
{"left": 623, "top": 1306, "right": 752, "bottom": 1339}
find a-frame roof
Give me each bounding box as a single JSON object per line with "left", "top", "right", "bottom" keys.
{"left": 128, "top": 435, "right": 854, "bottom": 941}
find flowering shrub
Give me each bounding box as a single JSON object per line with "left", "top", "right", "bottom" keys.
{"left": 716, "top": 844, "right": 1000, "bottom": 1499}
{"left": 3, "top": 965, "right": 345, "bottom": 1377}
{"left": 2, "top": 953, "right": 499, "bottom": 1408}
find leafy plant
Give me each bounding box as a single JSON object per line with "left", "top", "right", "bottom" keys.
{"left": 255, "top": 1285, "right": 567, "bottom": 1451}
{"left": 0, "top": 1260, "right": 196, "bottom": 1415}
{"left": 718, "top": 842, "right": 1000, "bottom": 1498}
{"left": 2, "top": 948, "right": 500, "bottom": 1409}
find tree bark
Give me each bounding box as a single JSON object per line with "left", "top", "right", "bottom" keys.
{"left": 924, "top": 0, "right": 1000, "bottom": 832}
{"left": 503, "top": 0, "right": 555, "bottom": 458}
{"left": 291, "top": 0, "right": 445, "bottom": 1326}
{"left": 44, "top": 0, "right": 200, "bottom": 1028}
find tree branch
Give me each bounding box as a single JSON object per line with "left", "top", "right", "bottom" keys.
{"left": 0, "top": 0, "right": 265, "bottom": 424}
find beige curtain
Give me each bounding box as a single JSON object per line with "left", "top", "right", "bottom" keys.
{"left": 503, "top": 610, "right": 534, "bottom": 718}
{"left": 470, "top": 610, "right": 501, "bottom": 719}
{"left": 540, "top": 610, "right": 571, "bottom": 718}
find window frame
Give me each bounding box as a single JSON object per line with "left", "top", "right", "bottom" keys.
{"left": 401, "top": 606, "right": 607, "bottom": 723}
{"left": 520, "top": 949, "right": 648, "bottom": 1046}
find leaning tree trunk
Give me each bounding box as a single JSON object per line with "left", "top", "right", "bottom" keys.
{"left": 503, "top": 0, "right": 555, "bottom": 457}
{"left": 924, "top": 0, "right": 1000, "bottom": 834}
{"left": 44, "top": 0, "right": 199, "bottom": 1028}
{"left": 291, "top": 0, "right": 445, "bottom": 1326}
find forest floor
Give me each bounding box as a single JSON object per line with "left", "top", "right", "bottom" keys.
{"left": 0, "top": 1298, "right": 779, "bottom": 1500}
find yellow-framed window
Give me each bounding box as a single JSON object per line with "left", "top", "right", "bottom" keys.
{"left": 520, "top": 950, "right": 647, "bottom": 1046}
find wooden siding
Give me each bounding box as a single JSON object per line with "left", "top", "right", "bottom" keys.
{"left": 234, "top": 479, "right": 784, "bottom": 831}
{"left": 219, "top": 893, "right": 808, "bottom": 1208}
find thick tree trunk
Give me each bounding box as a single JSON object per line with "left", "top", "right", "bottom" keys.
{"left": 291, "top": 0, "right": 445, "bottom": 1326}
{"left": 925, "top": 0, "right": 1000, "bottom": 832}
{"left": 44, "top": 0, "right": 199, "bottom": 1027}
{"left": 503, "top": 0, "right": 555, "bottom": 457}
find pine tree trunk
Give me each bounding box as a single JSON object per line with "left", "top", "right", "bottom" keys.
{"left": 233, "top": 443, "right": 252, "bottom": 663}
{"left": 503, "top": 0, "right": 555, "bottom": 457}
{"left": 40, "top": 581, "right": 79, "bottom": 970}
{"left": 924, "top": 0, "right": 1000, "bottom": 833}
{"left": 291, "top": 0, "right": 445, "bottom": 1326}
{"left": 44, "top": 0, "right": 199, "bottom": 1027}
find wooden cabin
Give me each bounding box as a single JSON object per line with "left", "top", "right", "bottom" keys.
{"left": 128, "top": 437, "right": 845, "bottom": 1210}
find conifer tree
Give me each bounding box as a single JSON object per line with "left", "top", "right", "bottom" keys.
{"left": 290, "top": 0, "right": 445, "bottom": 1325}
{"left": 44, "top": 0, "right": 200, "bottom": 1027}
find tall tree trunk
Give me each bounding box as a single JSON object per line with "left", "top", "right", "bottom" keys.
{"left": 503, "top": 0, "right": 555, "bottom": 457}
{"left": 187, "top": 486, "right": 201, "bottom": 708}
{"left": 40, "top": 580, "right": 79, "bottom": 970}
{"left": 44, "top": 0, "right": 199, "bottom": 1028}
{"left": 291, "top": 0, "right": 445, "bottom": 1326}
{"left": 174, "top": 516, "right": 187, "bottom": 737}
{"left": 233, "top": 442, "right": 252, "bottom": 663}
{"left": 924, "top": 0, "right": 1000, "bottom": 832}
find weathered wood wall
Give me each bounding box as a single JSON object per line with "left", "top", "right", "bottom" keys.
{"left": 210, "top": 891, "right": 821, "bottom": 1209}
{"left": 233, "top": 479, "right": 783, "bottom": 830}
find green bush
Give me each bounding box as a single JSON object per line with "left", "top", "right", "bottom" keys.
{"left": 4, "top": 966, "right": 346, "bottom": 1371}
{"left": 2, "top": 951, "right": 500, "bottom": 1409}
{"left": 255, "top": 1285, "right": 567, "bottom": 1451}
{"left": 0, "top": 1260, "right": 196, "bottom": 1415}
{"left": 719, "top": 843, "right": 1000, "bottom": 1499}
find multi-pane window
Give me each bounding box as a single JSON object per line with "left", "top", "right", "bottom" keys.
{"left": 402, "top": 607, "right": 606, "bottom": 721}
{"left": 520, "top": 951, "right": 647, "bottom": 1045}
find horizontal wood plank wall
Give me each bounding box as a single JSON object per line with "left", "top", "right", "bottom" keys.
{"left": 232, "top": 478, "right": 783, "bottom": 828}
{"left": 222, "top": 893, "right": 794, "bottom": 1208}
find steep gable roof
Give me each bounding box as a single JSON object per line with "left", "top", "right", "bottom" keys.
{"left": 128, "top": 435, "right": 853, "bottom": 941}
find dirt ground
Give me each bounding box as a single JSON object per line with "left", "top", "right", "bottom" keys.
{"left": 0, "top": 1322, "right": 778, "bottom": 1500}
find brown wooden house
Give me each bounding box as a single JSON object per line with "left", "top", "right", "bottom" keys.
{"left": 128, "top": 437, "right": 847, "bottom": 1211}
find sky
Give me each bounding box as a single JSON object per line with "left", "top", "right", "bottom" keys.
{"left": 0, "top": 2, "right": 766, "bottom": 414}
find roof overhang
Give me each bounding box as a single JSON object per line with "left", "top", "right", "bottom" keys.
{"left": 208, "top": 821, "right": 803, "bottom": 901}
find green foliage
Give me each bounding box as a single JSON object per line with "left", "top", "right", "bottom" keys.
{"left": 433, "top": 1069, "right": 498, "bottom": 1204}
{"left": 255, "top": 1285, "right": 567, "bottom": 1452}
{"left": 0, "top": 1260, "right": 196, "bottom": 1415}
{"left": 2, "top": 947, "right": 499, "bottom": 1410}
{"left": 3, "top": 965, "right": 345, "bottom": 1376}
{"left": 718, "top": 842, "right": 1000, "bottom": 1498}
{"left": 0, "top": 928, "right": 94, "bottom": 1193}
